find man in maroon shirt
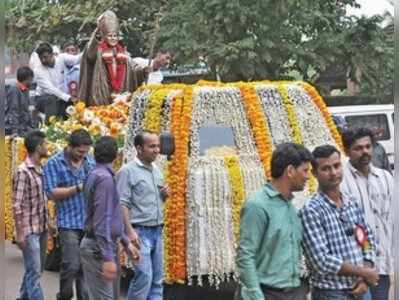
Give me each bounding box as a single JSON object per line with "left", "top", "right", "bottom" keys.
{"left": 12, "top": 130, "right": 49, "bottom": 300}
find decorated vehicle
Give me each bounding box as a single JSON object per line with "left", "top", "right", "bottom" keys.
{"left": 122, "top": 80, "right": 343, "bottom": 287}
{"left": 5, "top": 80, "right": 342, "bottom": 297}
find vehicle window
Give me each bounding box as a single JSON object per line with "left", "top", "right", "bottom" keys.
{"left": 198, "top": 123, "right": 237, "bottom": 156}
{"left": 345, "top": 114, "right": 390, "bottom": 141}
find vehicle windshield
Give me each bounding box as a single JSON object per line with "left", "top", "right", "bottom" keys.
{"left": 198, "top": 123, "right": 237, "bottom": 156}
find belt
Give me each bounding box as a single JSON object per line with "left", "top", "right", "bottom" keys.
{"left": 131, "top": 224, "right": 163, "bottom": 229}
{"left": 84, "top": 231, "right": 96, "bottom": 239}
{"left": 261, "top": 284, "right": 298, "bottom": 293}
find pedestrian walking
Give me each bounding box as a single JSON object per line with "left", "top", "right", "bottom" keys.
{"left": 12, "top": 130, "right": 49, "bottom": 300}
{"left": 80, "top": 136, "right": 140, "bottom": 300}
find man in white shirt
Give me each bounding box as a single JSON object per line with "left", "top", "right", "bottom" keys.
{"left": 132, "top": 49, "right": 171, "bottom": 84}
{"left": 341, "top": 127, "right": 394, "bottom": 300}
{"left": 34, "top": 42, "right": 81, "bottom": 121}
{"left": 61, "top": 42, "right": 81, "bottom": 98}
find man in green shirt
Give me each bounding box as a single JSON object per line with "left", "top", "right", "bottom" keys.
{"left": 236, "top": 142, "right": 312, "bottom": 300}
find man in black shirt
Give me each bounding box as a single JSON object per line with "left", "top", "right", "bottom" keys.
{"left": 5, "top": 67, "right": 39, "bottom": 136}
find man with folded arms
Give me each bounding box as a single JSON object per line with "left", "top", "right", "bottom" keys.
{"left": 300, "top": 145, "right": 378, "bottom": 300}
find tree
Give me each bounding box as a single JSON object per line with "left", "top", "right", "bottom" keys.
{"left": 5, "top": 0, "right": 163, "bottom": 57}
{"left": 159, "top": 0, "right": 392, "bottom": 96}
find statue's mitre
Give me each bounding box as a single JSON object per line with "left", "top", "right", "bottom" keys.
{"left": 98, "top": 10, "right": 120, "bottom": 36}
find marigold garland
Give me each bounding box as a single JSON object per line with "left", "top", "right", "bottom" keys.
{"left": 143, "top": 89, "right": 170, "bottom": 133}
{"left": 163, "top": 92, "right": 180, "bottom": 282}
{"left": 300, "top": 82, "right": 344, "bottom": 152}
{"left": 237, "top": 83, "right": 273, "bottom": 178}
{"left": 164, "top": 87, "right": 193, "bottom": 283}
{"left": 224, "top": 156, "right": 245, "bottom": 243}
{"left": 5, "top": 137, "right": 14, "bottom": 240}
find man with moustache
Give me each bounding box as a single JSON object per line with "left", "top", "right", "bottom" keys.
{"left": 300, "top": 145, "right": 378, "bottom": 300}
{"left": 341, "top": 128, "right": 394, "bottom": 300}
{"left": 236, "top": 142, "right": 312, "bottom": 300}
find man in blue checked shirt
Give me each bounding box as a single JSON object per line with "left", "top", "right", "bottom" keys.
{"left": 44, "top": 129, "right": 95, "bottom": 300}
{"left": 300, "top": 145, "right": 379, "bottom": 300}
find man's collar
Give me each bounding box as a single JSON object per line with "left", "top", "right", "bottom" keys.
{"left": 96, "top": 163, "right": 114, "bottom": 175}
{"left": 25, "top": 156, "right": 43, "bottom": 172}
{"left": 62, "top": 148, "right": 89, "bottom": 164}
{"left": 16, "top": 81, "right": 29, "bottom": 92}
{"left": 264, "top": 182, "right": 294, "bottom": 201}
{"left": 347, "top": 161, "right": 380, "bottom": 178}
{"left": 134, "top": 157, "right": 154, "bottom": 169}
{"left": 317, "top": 190, "right": 349, "bottom": 209}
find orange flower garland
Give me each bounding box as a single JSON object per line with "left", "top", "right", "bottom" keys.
{"left": 164, "top": 87, "right": 194, "bottom": 283}
{"left": 164, "top": 95, "right": 182, "bottom": 283}
{"left": 237, "top": 83, "right": 273, "bottom": 178}
{"left": 300, "top": 82, "right": 344, "bottom": 152}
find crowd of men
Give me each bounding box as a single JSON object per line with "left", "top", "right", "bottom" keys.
{"left": 236, "top": 127, "right": 393, "bottom": 300}
{"left": 12, "top": 125, "right": 393, "bottom": 300}
{"left": 13, "top": 129, "right": 168, "bottom": 300}
{"left": 5, "top": 40, "right": 172, "bottom": 135}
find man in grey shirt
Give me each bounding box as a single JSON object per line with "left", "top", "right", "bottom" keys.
{"left": 116, "top": 130, "right": 170, "bottom": 300}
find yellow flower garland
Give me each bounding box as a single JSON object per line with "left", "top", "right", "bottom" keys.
{"left": 237, "top": 83, "right": 273, "bottom": 178}
{"left": 224, "top": 156, "right": 245, "bottom": 242}
{"left": 276, "top": 83, "right": 304, "bottom": 144}
{"left": 276, "top": 83, "right": 317, "bottom": 193}
{"left": 143, "top": 88, "right": 170, "bottom": 133}
{"left": 5, "top": 137, "right": 14, "bottom": 240}
{"left": 300, "top": 82, "right": 344, "bottom": 152}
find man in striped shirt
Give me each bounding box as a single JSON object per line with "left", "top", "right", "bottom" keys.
{"left": 300, "top": 145, "right": 379, "bottom": 300}
{"left": 341, "top": 128, "right": 394, "bottom": 300}
{"left": 44, "top": 129, "right": 95, "bottom": 300}
{"left": 12, "top": 130, "right": 49, "bottom": 300}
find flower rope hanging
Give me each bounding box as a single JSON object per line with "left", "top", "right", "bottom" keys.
{"left": 224, "top": 156, "right": 245, "bottom": 243}
{"left": 143, "top": 88, "right": 170, "bottom": 133}
{"left": 276, "top": 83, "right": 317, "bottom": 193}
{"left": 237, "top": 83, "right": 273, "bottom": 178}
{"left": 299, "top": 82, "right": 344, "bottom": 151}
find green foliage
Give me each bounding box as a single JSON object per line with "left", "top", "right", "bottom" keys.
{"left": 5, "top": 0, "right": 163, "bottom": 56}
{"left": 160, "top": 0, "right": 392, "bottom": 95}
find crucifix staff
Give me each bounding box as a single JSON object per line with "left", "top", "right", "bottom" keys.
{"left": 146, "top": 5, "right": 166, "bottom": 85}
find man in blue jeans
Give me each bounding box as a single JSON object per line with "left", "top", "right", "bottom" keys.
{"left": 300, "top": 145, "right": 379, "bottom": 300}
{"left": 116, "top": 130, "right": 170, "bottom": 300}
{"left": 12, "top": 130, "right": 49, "bottom": 300}
{"left": 44, "top": 129, "right": 95, "bottom": 300}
